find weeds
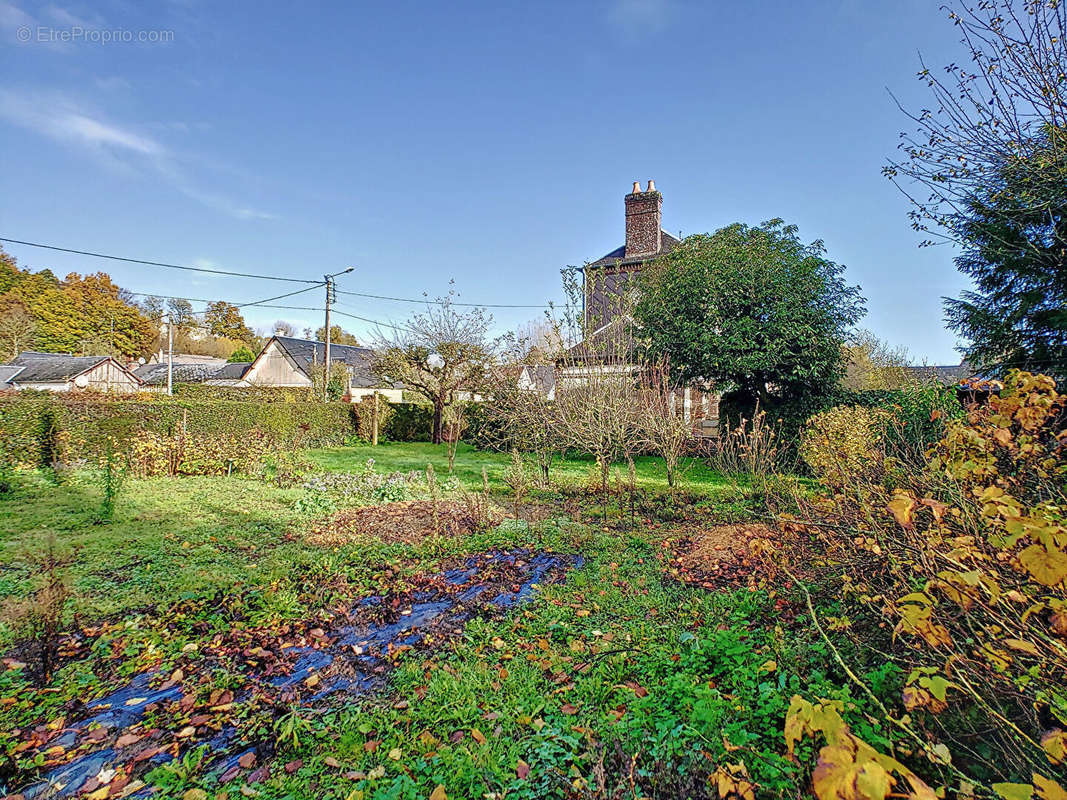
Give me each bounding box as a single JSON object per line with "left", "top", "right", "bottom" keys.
{"left": 501, "top": 449, "right": 529, "bottom": 518}
{"left": 274, "top": 705, "right": 315, "bottom": 750}
{"left": 0, "top": 532, "right": 72, "bottom": 684}
{"left": 95, "top": 438, "right": 127, "bottom": 524}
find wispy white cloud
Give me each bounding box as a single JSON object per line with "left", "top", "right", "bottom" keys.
{"left": 0, "top": 0, "right": 33, "bottom": 30}
{"left": 608, "top": 0, "right": 673, "bottom": 37}
{"left": 94, "top": 75, "right": 131, "bottom": 92}
{"left": 44, "top": 4, "right": 103, "bottom": 29}
{"left": 0, "top": 88, "right": 277, "bottom": 221}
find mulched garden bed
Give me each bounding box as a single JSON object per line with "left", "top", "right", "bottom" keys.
{"left": 307, "top": 501, "right": 502, "bottom": 546}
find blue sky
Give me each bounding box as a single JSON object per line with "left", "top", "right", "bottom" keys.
{"left": 0, "top": 0, "right": 971, "bottom": 362}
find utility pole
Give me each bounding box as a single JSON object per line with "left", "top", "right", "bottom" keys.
{"left": 323, "top": 276, "right": 334, "bottom": 402}
{"left": 322, "top": 267, "right": 355, "bottom": 401}
{"left": 166, "top": 314, "right": 174, "bottom": 397}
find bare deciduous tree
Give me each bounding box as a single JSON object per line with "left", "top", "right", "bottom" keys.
{"left": 885, "top": 1, "right": 1067, "bottom": 250}
{"left": 634, "top": 361, "right": 694, "bottom": 491}
{"left": 372, "top": 293, "right": 496, "bottom": 444}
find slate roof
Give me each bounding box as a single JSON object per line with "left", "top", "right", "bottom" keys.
{"left": 561, "top": 317, "right": 640, "bottom": 364}
{"left": 587, "top": 230, "right": 681, "bottom": 268}
{"left": 0, "top": 365, "right": 24, "bottom": 387}
{"left": 134, "top": 362, "right": 221, "bottom": 386}
{"left": 271, "top": 337, "right": 402, "bottom": 388}
{"left": 10, "top": 353, "right": 114, "bottom": 383}
{"left": 905, "top": 362, "right": 977, "bottom": 386}
{"left": 211, "top": 361, "right": 251, "bottom": 381}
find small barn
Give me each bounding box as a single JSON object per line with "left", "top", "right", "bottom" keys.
{"left": 242, "top": 336, "right": 404, "bottom": 401}
{"left": 4, "top": 352, "right": 142, "bottom": 392}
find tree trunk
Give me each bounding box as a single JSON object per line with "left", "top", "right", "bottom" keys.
{"left": 432, "top": 399, "right": 444, "bottom": 445}
{"left": 600, "top": 456, "right": 610, "bottom": 524}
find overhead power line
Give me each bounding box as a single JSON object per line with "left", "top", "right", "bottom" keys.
{"left": 3, "top": 236, "right": 570, "bottom": 309}
{"left": 334, "top": 288, "right": 552, "bottom": 309}
{"left": 0, "top": 237, "right": 321, "bottom": 284}
{"left": 127, "top": 283, "right": 324, "bottom": 313}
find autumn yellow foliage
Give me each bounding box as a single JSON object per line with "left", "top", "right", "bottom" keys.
{"left": 790, "top": 372, "right": 1067, "bottom": 800}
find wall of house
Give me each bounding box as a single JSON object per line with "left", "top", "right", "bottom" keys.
{"left": 84, "top": 360, "right": 141, "bottom": 392}
{"left": 348, "top": 388, "right": 404, "bottom": 403}
{"left": 242, "top": 341, "right": 312, "bottom": 387}
{"left": 17, "top": 381, "right": 74, "bottom": 392}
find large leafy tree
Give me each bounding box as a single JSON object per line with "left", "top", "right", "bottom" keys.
{"left": 0, "top": 248, "right": 155, "bottom": 358}
{"left": 885, "top": 1, "right": 1067, "bottom": 377}
{"left": 634, "top": 220, "right": 865, "bottom": 404}
{"left": 315, "top": 324, "right": 359, "bottom": 345}
{"left": 204, "top": 301, "right": 254, "bottom": 343}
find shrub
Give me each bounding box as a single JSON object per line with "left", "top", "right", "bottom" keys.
{"left": 789, "top": 372, "right": 1067, "bottom": 794}
{"left": 800, "top": 405, "right": 888, "bottom": 489}
{"left": 720, "top": 382, "right": 963, "bottom": 467}
{"left": 382, "top": 403, "right": 433, "bottom": 442}
{"left": 0, "top": 533, "right": 71, "bottom": 685}
{"left": 0, "top": 396, "right": 356, "bottom": 470}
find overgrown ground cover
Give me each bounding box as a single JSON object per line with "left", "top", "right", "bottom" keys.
{"left": 0, "top": 448, "right": 898, "bottom": 800}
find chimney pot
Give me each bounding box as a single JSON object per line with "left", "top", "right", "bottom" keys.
{"left": 624, "top": 180, "right": 662, "bottom": 258}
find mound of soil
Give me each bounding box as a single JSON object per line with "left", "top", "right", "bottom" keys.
{"left": 309, "top": 500, "right": 500, "bottom": 545}
{"left": 661, "top": 523, "right": 777, "bottom": 589}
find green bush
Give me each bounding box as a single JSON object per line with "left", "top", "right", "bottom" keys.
{"left": 351, "top": 394, "right": 394, "bottom": 442}
{"left": 381, "top": 402, "right": 433, "bottom": 442}
{"left": 172, "top": 384, "right": 311, "bottom": 403}
{"left": 720, "top": 382, "right": 963, "bottom": 466}
{"left": 0, "top": 396, "right": 357, "bottom": 470}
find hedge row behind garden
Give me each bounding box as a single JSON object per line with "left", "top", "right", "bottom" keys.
{"left": 0, "top": 395, "right": 358, "bottom": 470}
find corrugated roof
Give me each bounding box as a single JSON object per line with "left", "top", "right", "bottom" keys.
{"left": 905, "top": 363, "right": 978, "bottom": 386}
{"left": 134, "top": 362, "right": 221, "bottom": 386}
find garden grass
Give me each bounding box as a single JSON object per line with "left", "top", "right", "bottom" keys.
{"left": 306, "top": 441, "right": 729, "bottom": 495}
{"left": 0, "top": 471, "right": 313, "bottom": 623}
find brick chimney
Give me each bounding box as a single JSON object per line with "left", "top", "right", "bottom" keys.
{"left": 624, "top": 179, "right": 662, "bottom": 258}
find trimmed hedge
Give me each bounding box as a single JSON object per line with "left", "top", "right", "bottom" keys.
{"left": 381, "top": 402, "right": 433, "bottom": 442}
{"left": 0, "top": 395, "right": 357, "bottom": 468}
{"left": 172, "top": 384, "right": 315, "bottom": 403}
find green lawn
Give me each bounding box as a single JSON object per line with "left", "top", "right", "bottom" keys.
{"left": 307, "top": 441, "right": 728, "bottom": 495}
{"left": 0, "top": 471, "right": 313, "bottom": 621}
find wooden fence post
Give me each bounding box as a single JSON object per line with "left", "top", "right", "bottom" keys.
{"left": 371, "top": 391, "right": 379, "bottom": 447}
